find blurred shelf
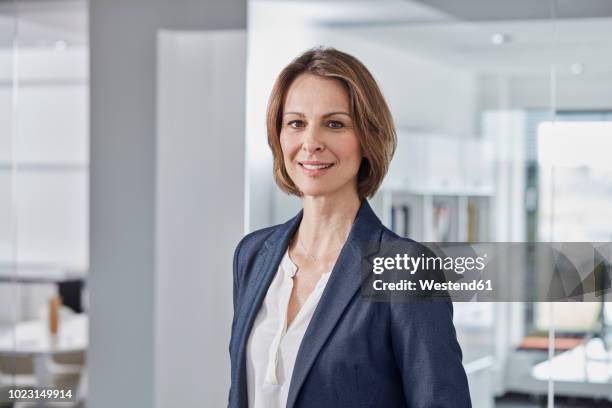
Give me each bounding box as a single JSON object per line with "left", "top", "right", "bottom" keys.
{"left": 0, "top": 263, "right": 86, "bottom": 283}
{"left": 0, "top": 162, "right": 88, "bottom": 171}
{"left": 381, "top": 184, "right": 495, "bottom": 197}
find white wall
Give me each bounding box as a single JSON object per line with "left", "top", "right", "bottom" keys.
{"left": 156, "top": 30, "right": 246, "bottom": 407}
{"left": 319, "top": 30, "right": 477, "bottom": 137}
{"left": 245, "top": 4, "right": 319, "bottom": 231}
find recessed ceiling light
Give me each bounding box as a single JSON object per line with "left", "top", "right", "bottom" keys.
{"left": 490, "top": 33, "right": 512, "bottom": 45}
{"left": 570, "top": 63, "right": 585, "bottom": 75}
{"left": 54, "top": 40, "right": 67, "bottom": 51}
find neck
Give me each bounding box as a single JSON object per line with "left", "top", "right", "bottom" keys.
{"left": 296, "top": 189, "right": 362, "bottom": 259}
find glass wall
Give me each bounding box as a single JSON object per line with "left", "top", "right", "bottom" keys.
{"left": 0, "top": 0, "right": 88, "bottom": 403}
{"left": 0, "top": 0, "right": 20, "bottom": 397}
{"left": 248, "top": 0, "right": 612, "bottom": 406}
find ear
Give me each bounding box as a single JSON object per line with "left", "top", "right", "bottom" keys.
{"left": 361, "top": 145, "right": 368, "bottom": 160}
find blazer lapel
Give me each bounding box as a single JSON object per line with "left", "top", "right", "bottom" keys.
{"left": 233, "top": 210, "right": 303, "bottom": 407}
{"left": 286, "top": 200, "right": 383, "bottom": 408}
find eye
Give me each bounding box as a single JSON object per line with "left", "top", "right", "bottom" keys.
{"left": 327, "top": 120, "right": 344, "bottom": 129}
{"left": 287, "top": 120, "right": 305, "bottom": 129}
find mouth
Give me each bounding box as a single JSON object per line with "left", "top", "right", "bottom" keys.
{"left": 298, "top": 161, "right": 335, "bottom": 175}
{"left": 299, "top": 162, "right": 334, "bottom": 170}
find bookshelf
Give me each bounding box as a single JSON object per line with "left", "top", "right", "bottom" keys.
{"left": 380, "top": 132, "right": 495, "bottom": 243}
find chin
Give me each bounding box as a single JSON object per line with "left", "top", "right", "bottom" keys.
{"left": 297, "top": 186, "right": 333, "bottom": 198}
{"left": 289, "top": 172, "right": 358, "bottom": 199}
{"left": 296, "top": 182, "right": 354, "bottom": 199}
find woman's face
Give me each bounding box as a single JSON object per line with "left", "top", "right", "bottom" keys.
{"left": 280, "top": 74, "right": 363, "bottom": 199}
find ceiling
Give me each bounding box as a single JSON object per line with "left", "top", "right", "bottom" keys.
{"left": 336, "top": 17, "right": 612, "bottom": 76}
{"left": 253, "top": 1, "right": 612, "bottom": 77}
{"left": 412, "top": 0, "right": 612, "bottom": 21}
{"left": 0, "top": 0, "right": 87, "bottom": 49}
{"left": 254, "top": 0, "right": 612, "bottom": 24}
{"left": 1, "top": 0, "right": 612, "bottom": 78}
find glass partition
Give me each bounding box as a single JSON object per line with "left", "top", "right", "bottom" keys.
{"left": 0, "top": 0, "right": 19, "bottom": 397}
{"left": 248, "top": 0, "right": 612, "bottom": 406}
{"left": 0, "top": 0, "right": 88, "bottom": 404}
{"left": 530, "top": 0, "right": 612, "bottom": 399}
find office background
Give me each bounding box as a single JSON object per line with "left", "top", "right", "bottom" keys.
{"left": 1, "top": 0, "right": 611, "bottom": 407}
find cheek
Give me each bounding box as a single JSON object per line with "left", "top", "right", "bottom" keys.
{"left": 279, "top": 134, "right": 296, "bottom": 164}
{"left": 279, "top": 134, "right": 289, "bottom": 156}
{"left": 339, "top": 136, "right": 362, "bottom": 164}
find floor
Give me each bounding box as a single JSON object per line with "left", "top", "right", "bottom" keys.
{"left": 496, "top": 393, "right": 612, "bottom": 407}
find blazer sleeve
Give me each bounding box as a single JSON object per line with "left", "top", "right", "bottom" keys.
{"left": 389, "top": 299, "right": 472, "bottom": 408}
{"left": 232, "top": 239, "right": 243, "bottom": 314}
{"left": 228, "top": 238, "right": 244, "bottom": 408}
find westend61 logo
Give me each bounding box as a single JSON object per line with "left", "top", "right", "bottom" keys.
{"left": 360, "top": 242, "right": 612, "bottom": 302}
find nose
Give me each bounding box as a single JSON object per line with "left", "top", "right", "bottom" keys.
{"left": 301, "top": 127, "right": 325, "bottom": 154}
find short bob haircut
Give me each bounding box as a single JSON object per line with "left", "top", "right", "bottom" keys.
{"left": 267, "top": 46, "right": 397, "bottom": 200}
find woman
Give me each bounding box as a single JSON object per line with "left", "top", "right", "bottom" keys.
{"left": 229, "top": 47, "right": 471, "bottom": 408}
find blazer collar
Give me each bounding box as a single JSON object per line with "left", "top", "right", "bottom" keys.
{"left": 261, "top": 198, "right": 382, "bottom": 252}
{"left": 286, "top": 200, "right": 383, "bottom": 408}
{"left": 234, "top": 199, "right": 384, "bottom": 408}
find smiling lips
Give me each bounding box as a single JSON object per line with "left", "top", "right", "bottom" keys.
{"left": 298, "top": 160, "right": 334, "bottom": 175}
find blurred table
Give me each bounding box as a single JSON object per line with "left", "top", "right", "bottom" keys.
{"left": 530, "top": 338, "right": 612, "bottom": 399}
{"left": 0, "top": 263, "right": 87, "bottom": 312}
{"left": 0, "top": 314, "right": 88, "bottom": 386}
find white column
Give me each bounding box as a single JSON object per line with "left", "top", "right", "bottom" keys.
{"left": 156, "top": 30, "right": 245, "bottom": 407}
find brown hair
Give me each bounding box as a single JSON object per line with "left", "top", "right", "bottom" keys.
{"left": 267, "top": 46, "right": 397, "bottom": 199}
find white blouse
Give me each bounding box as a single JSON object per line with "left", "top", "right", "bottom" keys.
{"left": 246, "top": 249, "right": 332, "bottom": 408}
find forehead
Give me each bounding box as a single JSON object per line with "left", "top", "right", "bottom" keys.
{"left": 283, "top": 74, "right": 350, "bottom": 112}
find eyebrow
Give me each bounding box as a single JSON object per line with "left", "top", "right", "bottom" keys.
{"left": 283, "top": 111, "right": 352, "bottom": 118}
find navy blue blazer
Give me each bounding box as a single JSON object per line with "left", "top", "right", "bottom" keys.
{"left": 228, "top": 200, "right": 471, "bottom": 408}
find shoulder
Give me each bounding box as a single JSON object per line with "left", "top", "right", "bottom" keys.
{"left": 377, "top": 225, "right": 449, "bottom": 299}
{"left": 232, "top": 222, "right": 290, "bottom": 299}
{"left": 233, "top": 224, "right": 280, "bottom": 264}
{"left": 236, "top": 225, "right": 277, "bottom": 252}
{"left": 379, "top": 225, "right": 436, "bottom": 257}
